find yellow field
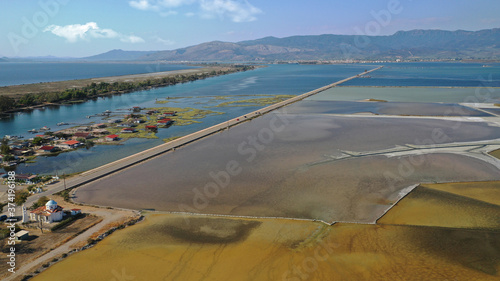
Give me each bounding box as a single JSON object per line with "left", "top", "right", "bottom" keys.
{"left": 378, "top": 184, "right": 500, "bottom": 228}
{"left": 421, "top": 181, "right": 500, "bottom": 206}
{"left": 33, "top": 212, "right": 500, "bottom": 281}
{"left": 490, "top": 149, "right": 500, "bottom": 160}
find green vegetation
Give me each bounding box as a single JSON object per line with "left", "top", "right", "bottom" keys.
{"left": 1, "top": 66, "right": 255, "bottom": 113}
{"left": 50, "top": 213, "right": 83, "bottom": 231}
{"left": 2, "top": 154, "right": 15, "bottom": 162}
{"left": 146, "top": 106, "right": 225, "bottom": 126}
{"left": 154, "top": 97, "right": 189, "bottom": 104}
{"left": 1, "top": 137, "right": 10, "bottom": 155}
{"left": 32, "top": 136, "right": 44, "bottom": 145}
{"left": 55, "top": 189, "right": 71, "bottom": 202}
{"left": 0, "top": 224, "right": 20, "bottom": 239}
{"left": 163, "top": 136, "right": 181, "bottom": 143}
{"left": 106, "top": 106, "right": 223, "bottom": 141}
{"left": 14, "top": 190, "right": 29, "bottom": 205}
{"left": 210, "top": 95, "right": 295, "bottom": 108}
{"left": 0, "top": 95, "right": 15, "bottom": 112}
{"left": 84, "top": 139, "right": 95, "bottom": 149}
{"left": 31, "top": 196, "right": 50, "bottom": 210}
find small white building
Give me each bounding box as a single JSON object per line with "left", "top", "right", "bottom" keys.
{"left": 15, "top": 230, "right": 29, "bottom": 241}
{"left": 30, "top": 200, "right": 64, "bottom": 224}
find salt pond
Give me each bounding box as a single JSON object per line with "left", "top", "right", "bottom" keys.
{"left": 74, "top": 112, "right": 500, "bottom": 223}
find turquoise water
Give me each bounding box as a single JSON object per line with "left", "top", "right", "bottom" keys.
{"left": 3, "top": 62, "right": 500, "bottom": 175}
{"left": 1, "top": 64, "right": 371, "bottom": 174}
{"left": 0, "top": 62, "right": 195, "bottom": 86}
{"left": 344, "top": 62, "right": 500, "bottom": 87}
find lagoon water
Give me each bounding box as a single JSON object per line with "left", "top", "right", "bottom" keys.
{"left": 0, "top": 62, "right": 196, "bottom": 87}
{"left": 2, "top": 62, "right": 500, "bottom": 175}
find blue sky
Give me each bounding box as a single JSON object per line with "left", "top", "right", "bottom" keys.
{"left": 1, "top": 0, "right": 499, "bottom": 57}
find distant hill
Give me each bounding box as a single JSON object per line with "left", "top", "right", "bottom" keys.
{"left": 138, "top": 28, "right": 500, "bottom": 61}
{"left": 82, "top": 49, "right": 157, "bottom": 61}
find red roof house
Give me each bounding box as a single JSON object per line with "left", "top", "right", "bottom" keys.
{"left": 157, "top": 119, "right": 173, "bottom": 126}
{"left": 73, "top": 132, "right": 92, "bottom": 139}
{"left": 64, "top": 140, "right": 80, "bottom": 145}
{"left": 61, "top": 140, "right": 81, "bottom": 149}
{"left": 121, "top": 128, "right": 136, "bottom": 133}
{"left": 105, "top": 134, "right": 119, "bottom": 141}
{"left": 39, "top": 146, "right": 59, "bottom": 152}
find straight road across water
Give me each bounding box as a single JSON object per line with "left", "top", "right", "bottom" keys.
{"left": 13, "top": 66, "right": 384, "bottom": 210}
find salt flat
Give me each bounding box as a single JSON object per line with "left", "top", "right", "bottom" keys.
{"left": 74, "top": 111, "right": 500, "bottom": 223}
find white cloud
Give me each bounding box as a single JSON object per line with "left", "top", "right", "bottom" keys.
{"left": 129, "top": 0, "right": 160, "bottom": 11}
{"left": 159, "top": 0, "right": 196, "bottom": 8}
{"left": 43, "top": 22, "right": 99, "bottom": 43}
{"left": 129, "top": 0, "right": 194, "bottom": 11}
{"left": 123, "top": 35, "right": 146, "bottom": 43}
{"left": 44, "top": 22, "right": 144, "bottom": 43}
{"left": 200, "top": 0, "right": 261, "bottom": 22}
{"left": 154, "top": 36, "right": 175, "bottom": 45}
{"left": 129, "top": 0, "right": 261, "bottom": 22}
{"left": 160, "top": 10, "right": 179, "bottom": 17}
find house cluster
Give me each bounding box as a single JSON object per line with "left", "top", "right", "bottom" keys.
{"left": 156, "top": 111, "right": 176, "bottom": 127}
{"left": 0, "top": 173, "right": 38, "bottom": 185}
{"left": 2, "top": 108, "right": 178, "bottom": 167}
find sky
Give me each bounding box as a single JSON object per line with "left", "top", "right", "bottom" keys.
{"left": 1, "top": 0, "right": 499, "bottom": 57}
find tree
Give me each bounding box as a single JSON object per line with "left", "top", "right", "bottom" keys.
{"left": 0, "top": 95, "right": 15, "bottom": 112}
{"left": 14, "top": 190, "right": 29, "bottom": 205}
{"left": 17, "top": 93, "right": 35, "bottom": 106}
{"left": 3, "top": 155, "right": 15, "bottom": 162}
{"left": 85, "top": 140, "right": 95, "bottom": 150}
{"left": 31, "top": 196, "right": 49, "bottom": 209}
{"left": 1, "top": 137, "right": 10, "bottom": 155}
{"left": 32, "top": 136, "right": 43, "bottom": 145}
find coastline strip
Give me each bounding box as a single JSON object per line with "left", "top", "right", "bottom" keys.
{"left": 0, "top": 66, "right": 230, "bottom": 99}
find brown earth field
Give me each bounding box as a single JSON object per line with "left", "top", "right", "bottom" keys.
{"left": 0, "top": 214, "right": 102, "bottom": 279}
{"left": 73, "top": 113, "right": 500, "bottom": 223}
{"left": 32, "top": 211, "right": 500, "bottom": 281}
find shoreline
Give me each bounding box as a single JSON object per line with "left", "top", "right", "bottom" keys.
{"left": 0, "top": 68, "right": 208, "bottom": 98}
{"left": 0, "top": 65, "right": 258, "bottom": 114}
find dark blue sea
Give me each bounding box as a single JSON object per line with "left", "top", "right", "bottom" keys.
{"left": 0, "top": 62, "right": 195, "bottom": 86}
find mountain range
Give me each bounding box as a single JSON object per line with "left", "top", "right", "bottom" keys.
{"left": 136, "top": 29, "right": 499, "bottom": 61}
{"left": 2, "top": 29, "right": 500, "bottom": 62}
